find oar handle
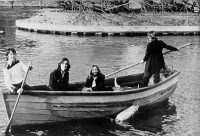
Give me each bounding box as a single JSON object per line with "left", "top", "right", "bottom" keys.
{"left": 4, "top": 63, "right": 31, "bottom": 135}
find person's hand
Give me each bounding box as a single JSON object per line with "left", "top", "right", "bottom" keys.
{"left": 140, "top": 60, "right": 144, "bottom": 64}
{"left": 29, "top": 65, "right": 33, "bottom": 71}
{"left": 28, "top": 62, "right": 33, "bottom": 71}
{"left": 81, "top": 87, "right": 92, "bottom": 92}
{"left": 10, "top": 85, "right": 16, "bottom": 90}
{"left": 9, "top": 85, "right": 16, "bottom": 93}
{"left": 17, "top": 88, "right": 23, "bottom": 94}
{"left": 89, "top": 88, "right": 93, "bottom": 92}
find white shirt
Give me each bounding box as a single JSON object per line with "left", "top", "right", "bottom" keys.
{"left": 3, "top": 62, "right": 28, "bottom": 91}
{"left": 92, "top": 77, "right": 97, "bottom": 87}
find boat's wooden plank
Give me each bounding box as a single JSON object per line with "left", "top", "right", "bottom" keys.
{"left": 6, "top": 84, "right": 175, "bottom": 112}
{"left": 7, "top": 100, "right": 130, "bottom": 109}
{"left": 10, "top": 88, "right": 176, "bottom": 126}
{"left": 13, "top": 113, "right": 65, "bottom": 121}
{"left": 12, "top": 106, "right": 126, "bottom": 113}
{"left": 12, "top": 120, "right": 58, "bottom": 126}
{"left": 137, "top": 84, "right": 177, "bottom": 106}
{"left": 12, "top": 110, "right": 116, "bottom": 121}
{"left": 14, "top": 109, "right": 117, "bottom": 118}
{"left": 6, "top": 80, "right": 177, "bottom": 105}
{"left": 7, "top": 83, "right": 177, "bottom": 115}
{"left": 6, "top": 81, "right": 177, "bottom": 109}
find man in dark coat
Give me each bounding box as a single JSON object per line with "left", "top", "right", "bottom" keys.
{"left": 49, "top": 57, "right": 71, "bottom": 91}
{"left": 140, "top": 31, "right": 179, "bottom": 87}
{"left": 84, "top": 65, "right": 105, "bottom": 91}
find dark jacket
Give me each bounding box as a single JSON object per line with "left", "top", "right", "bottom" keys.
{"left": 85, "top": 73, "right": 105, "bottom": 91}
{"left": 49, "top": 68, "right": 69, "bottom": 91}
{"left": 143, "top": 38, "right": 178, "bottom": 73}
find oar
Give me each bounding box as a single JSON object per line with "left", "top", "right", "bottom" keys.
{"left": 105, "top": 42, "right": 192, "bottom": 78}
{"left": 3, "top": 63, "right": 31, "bottom": 135}
{"left": 105, "top": 62, "right": 140, "bottom": 78}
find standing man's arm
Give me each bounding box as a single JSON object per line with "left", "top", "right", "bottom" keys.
{"left": 162, "top": 41, "right": 179, "bottom": 51}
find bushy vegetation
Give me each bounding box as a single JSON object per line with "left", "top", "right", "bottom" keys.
{"left": 56, "top": 0, "right": 200, "bottom": 13}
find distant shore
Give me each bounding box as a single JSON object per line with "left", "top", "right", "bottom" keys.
{"left": 16, "top": 8, "right": 200, "bottom": 36}
{"left": 21, "top": 8, "right": 200, "bottom": 26}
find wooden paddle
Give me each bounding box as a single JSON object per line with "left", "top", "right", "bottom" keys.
{"left": 3, "top": 63, "right": 31, "bottom": 135}
{"left": 105, "top": 62, "right": 140, "bottom": 78}
{"left": 105, "top": 42, "right": 192, "bottom": 78}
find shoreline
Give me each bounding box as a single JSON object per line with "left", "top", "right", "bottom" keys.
{"left": 16, "top": 8, "right": 200, "bottom": 36}
{"left": 16, "top": 21, "right": 200, "bottom": 36}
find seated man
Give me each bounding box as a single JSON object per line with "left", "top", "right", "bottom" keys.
{"left": 83, "top": 65, "right": 105, "bottom": 92}
{"left": 49, "top": 57, "right": 71, "bottom": 91}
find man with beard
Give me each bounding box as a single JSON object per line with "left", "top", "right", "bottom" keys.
{"left": 83, "top": 65, "right": 105, "bottom": 92}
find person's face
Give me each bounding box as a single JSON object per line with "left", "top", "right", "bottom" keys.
{"left": 147, "top": 36, "right": 152, "bottom": 41}
{"left": 60, "top": 61, "right": 68, "bottom": 72}
{"left": 7, "top": 51, "right": 16, "bottom": 62}
{"left": 92, "top": 66, "right": 98, "bottom": 76}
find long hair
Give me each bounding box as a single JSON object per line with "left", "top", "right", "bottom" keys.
{"left": 89, "top": 65, "right": 101, "bottom": 76}
{"left": 58, "top": 57, "right": 71, "bottom": 71}
{"left": 6, "top": 48, "right": 16, "bottom": 61}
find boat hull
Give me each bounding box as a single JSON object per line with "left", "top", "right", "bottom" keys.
{"left": 2, "top": 71, "right": 180, "bottom": 126}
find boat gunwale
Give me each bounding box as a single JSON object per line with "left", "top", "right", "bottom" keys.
{"left": 2, "top": 71, "right": 180, "bottom": 96}
{"left": 5, "top": 83, "right": 177, "bottom": 107}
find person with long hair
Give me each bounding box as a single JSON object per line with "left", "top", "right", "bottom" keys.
{"left": 49, "top": 57, "right": 71, "bottom": 91}
{"left": 83, "top": 65, "right": 105, "bottom": 91}
{"left": 3, "top": 48, "right": 32, "bottom": 93}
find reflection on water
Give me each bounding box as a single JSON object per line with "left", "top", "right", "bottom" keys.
{"left": 132, "top": 102, "right": 177, "bottom": 134}
{"left": 0, "top": 7, "right": 200, "bottom": 136}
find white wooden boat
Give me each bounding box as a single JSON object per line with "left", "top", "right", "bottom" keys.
{"left": 2, "top": 70, "right": 180, "bottom": 126}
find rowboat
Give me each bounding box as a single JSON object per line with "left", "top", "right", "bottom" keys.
{"left": 2, "top": 70, "right": 180, "bottom": 126}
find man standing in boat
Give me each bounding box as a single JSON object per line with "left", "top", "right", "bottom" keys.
{"left": 140, "top": 31, "right": 179, "bottom": 87}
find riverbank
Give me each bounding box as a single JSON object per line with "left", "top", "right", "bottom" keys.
{"left": 16, "top": 8, "right": 200, "bottom": 36}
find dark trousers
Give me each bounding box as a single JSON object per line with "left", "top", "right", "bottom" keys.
{"left": 141, "top": 71, "right": 160, "bottom": 87}
{"left": 12, "top": 82, "right": 32, "bottom": 92}
{"left": 13, "top": 83, "right": 51, "bottom": 93}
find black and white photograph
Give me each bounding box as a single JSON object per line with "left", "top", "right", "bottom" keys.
{"left": 0, "top": 0, "right": 199, "bottom": 135}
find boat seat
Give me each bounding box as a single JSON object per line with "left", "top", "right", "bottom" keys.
{"left": 120, "top": 81, "right": 142, "bottom": 88}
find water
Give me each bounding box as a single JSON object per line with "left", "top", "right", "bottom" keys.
{"left": 0, "top": 7, "right": 200, "bottom": 136}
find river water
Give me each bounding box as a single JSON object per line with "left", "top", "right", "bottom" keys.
{"left": 0, "top": 7, "right": 200, "bottom": 136}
